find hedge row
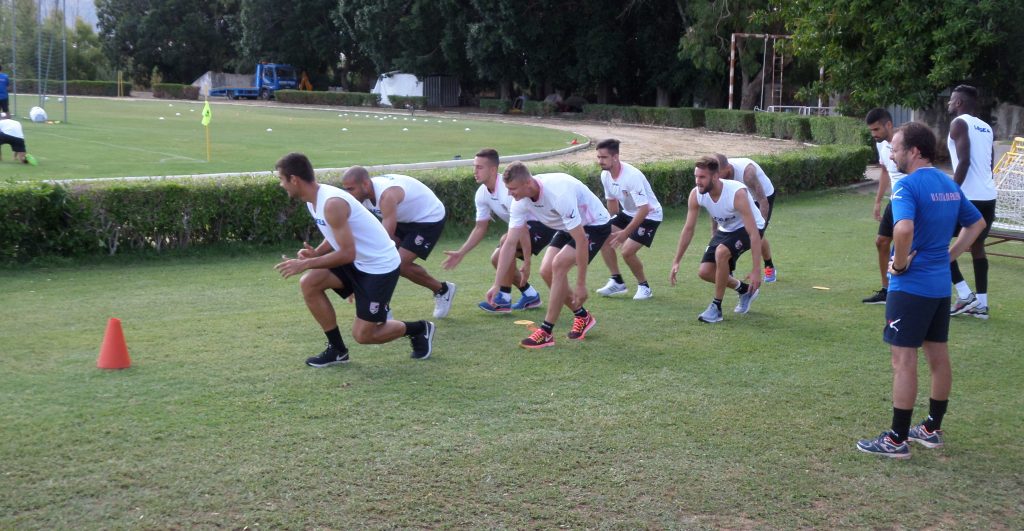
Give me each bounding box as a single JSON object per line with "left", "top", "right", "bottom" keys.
{"left": 0, "top": 145, "right": 871, "bottom": 261}
{"left": 479, "top": 98, "right": 510, "bottom": 113}
{"left": 12, "top": 79, "right": 129, "bottom": 97}
{"left": 581, "top": 105, "right": 706, "bottom": 128}
{"left": 387, "top": 95, "right": 428, "bottom": 109}
{"left": 152, "top": 83, "right": 200, "bottom": 100}
{"left": 275, "top": 90, "right": 381, "bottom": 107}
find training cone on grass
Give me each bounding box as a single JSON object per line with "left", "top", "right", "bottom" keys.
{"left": 97, "top": 318, "right": 131, "bottom": 369}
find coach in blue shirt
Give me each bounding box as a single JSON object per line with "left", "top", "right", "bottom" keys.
{"left": 0, "top": 65, "right": 9, "bottom": 115}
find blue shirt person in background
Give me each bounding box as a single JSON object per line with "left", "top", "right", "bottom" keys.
{"left": 0, "top": 65, "right": 9, "bottom": 114}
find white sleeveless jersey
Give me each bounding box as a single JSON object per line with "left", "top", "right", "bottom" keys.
{"left": 875, "top": 140, "right": 906, "bottom": 191}
{"left": 600, "top": 162, "right": 664, "bottom": 221}
{"left": 475, "top": 177, "right": 513, "bottom": 223}
{"left": 0, "top": 118, "right": 25, "bottom": 139}
{"left": 307, "top": 184, "right": 401, "bottom": 274}
{"left": 947, "top": 114, "right": 996, "bottom": 201}
{"left": 508, "top": 173, "right": 610, "bottom": 231}
{"left": 364, "top": 174, "right": 446, "bottom": 223}
{"left": 696, "top": 179, "right": 766, "bottom": 233}
{"left": 728, "top": 158, "right": 774, "bottom": 198}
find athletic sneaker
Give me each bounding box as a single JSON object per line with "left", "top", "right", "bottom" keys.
{"left": 907, "top": 423, "right": 945, "bottom": 449}
{"left": 520, "top": 327, "right": 554, "bottom": 349}
{"left": 734, "top": 288, "right": 760, "bottom": 314}
{"left": 511, "top": 292, "right": 542, "bottom": 310}
{"left": 478, "top": 298, "right": 512, "bottom": 313}
{"left": 964, "top": 305, "right": 989, "bottom": 320}
{"left": 24, "top": 153, "right": 38, "bottom": 166}
{"left": 633, "top": 285, "right": 653, "bottom": 300}
{"left": 433, "top": 282, "right": 457, "bottom": 318}
{"left": 305, "top": 344, "right": 350, "bottom": 368}
{"left": 950, "top": 293, "right": 978, "bottom": 316}
{"left": 764, "top": 266, "right": 776, "bottom": 283}
{"left": 567, "top": 312, "right": 596, "bottom": 340}
{"left": 409, "top": 321, "right": 435, "bottom": 359}
{"left": 595, "top": 279, "right": 628, "bottom": 296}
{"left": 862, "top": 288, "right": 887, "bottom": 305}
{"left": 856, "top": 431, "right": 911, "bottom": 459}
{"left": 697, "top": 302, "right": 723, "bottom": 323}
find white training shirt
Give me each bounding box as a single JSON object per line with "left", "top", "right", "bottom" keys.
{"left": 308, "top": 184, "right": 401, "bottom": 274}
{"left": 508, "top": 173, "right": 610, "bottom": 231}
{"left": 363, "top": 174, "right": 446, "bottom": 223}
{"left": 0, "top": 118, "right": 24, "bottom": 139}
{"left": 474, "top": 177, "right": 514, "bottom": 223}
{"left": 696, "top": 179, "right": 766, "bottom": 233}
{"left": 728, "top": 158, "right": 775, "bottom": 198}
{"left": 875, "top": 139, "right": 906, "bottom": 191}
{"left": 600, "top": 162, "right": 664, "bottom": 221}
{"left": 947, "top": 114, "right": 997, "bottom": 201}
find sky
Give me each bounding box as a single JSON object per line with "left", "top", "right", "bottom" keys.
{"left": 42, "top": 0, "right": 98, "bottom": 27}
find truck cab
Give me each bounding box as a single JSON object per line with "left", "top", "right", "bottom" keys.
{"left": 255, "top": 63, "right": 298, "bottom": 99}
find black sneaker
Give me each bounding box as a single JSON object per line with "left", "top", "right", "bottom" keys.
{"left": 862, "top": 288, "right": 887, "bottom": 304}
{"left": 409, "top": 321, "right": 435, "bottom": 360}
{"left": 305, "top": 343, "right": 350, "bottom": 367}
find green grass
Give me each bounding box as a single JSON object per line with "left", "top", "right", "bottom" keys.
{"left": 2, "top": 190, "right": 1022, "bottom": 528}
{"left": 0, "top": 94, "right": 579, "bottom": 181}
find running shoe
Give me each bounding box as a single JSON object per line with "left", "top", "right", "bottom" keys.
{"left": 595, "top": 279, "right": 627, "bottom": 296}
{"left": 856, "top": 431, "right": 911, "bottom": 459}
{"left": 567, "top": 312, "right": 596, "bottom": 340}
{"left": 698, "top": 302, "right": 723, "bottom": 323}
{"left": 511, "top": 292, "right": 542, "bottom": 310}
{"left": 862, "top": 288, "right": 887, "bottom": 304}
{"left": 520, "top": 327, "right": 554, "bottom": 349}
{"left": 306, "top": 343, "right": 350, "bottom": 368}
{"left": 950, "top": 293, "right": 978, "bottom": 316}
{"left": 907, "top": 422, "right": 945, "bottom": 449}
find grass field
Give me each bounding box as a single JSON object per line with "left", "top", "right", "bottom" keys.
{"left": 0, "top": 94, "right": 579, "bottom": 182}
{"left": 2, "top": 190, "right": 1022, "bottom": 528}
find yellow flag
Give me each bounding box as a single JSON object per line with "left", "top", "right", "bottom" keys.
{"left": 201, "top": 100, "right": 212, "bottom": 126}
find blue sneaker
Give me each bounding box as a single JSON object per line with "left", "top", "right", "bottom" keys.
{"left": 764, "top": 266, "right": 776, "bottom": 282}
{"left": 478, "top": 298, "right": 511, "bottom": 313}
{"left": 907, "top": 422, "right": 944, "bottom": 448}
{"left": 511, "top": 292, "right": 542, "bottom": 310}
{"left": 856, "top": 431, "right": 911, "bottom": 459}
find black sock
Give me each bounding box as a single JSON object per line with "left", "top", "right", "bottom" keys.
{"left": 540, "top": 320, "right": 554, "bottom": 334}
{"left": 518, "top": 283, "right": 531, "bottom": 294}
{"left": 891, "top": 407, "right": 914, "bottom": 443}
{"left": 403, "top": 320, "right": 426, "bottom": 336}
{"left": 436, "top": 282, "right": 449, "bottom": 296}
{"left": 950, "top": 260, "right": 965, "bottom": 284}
{"left": 611, "top": 274, "right": 625, "bottom": 284}
{"left": 500, "top": 285, "right": 512, "bottom": 296}
{"left": 712, "top": 298, "right": 722, "bottom": 311}
{"left": 735, "top": 281, "right": 749, "bottom": 295}
{"left": 325, "top": 327, "right": 347, "bottom": 352}
{"left": 924, "top": 399, "right": 949, "bottom": 431}
{"left": 573, "top": 307, "right": 588, "bottom": 318}
{"left": 973, "top": 258, "right": 988, "bottom": 295}
{"left": 639, "top": 280, "right": 649, "bottom": 288}
{"left": 764, "top": 258, "right": 774, "bottom": 269}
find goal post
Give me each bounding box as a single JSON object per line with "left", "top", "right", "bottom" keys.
{"left": 986, "top": 137, "right": 1024, "bottom": 259}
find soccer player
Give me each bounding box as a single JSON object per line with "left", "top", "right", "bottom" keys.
{"left": 669, "top": 155, "right": 764, "bottom": 323}
{"left": 341, "top": 167, "right": 457, "bottom": 319}
{"left": 862, "top": 108, "right": 907, "bottom": 304}
{"left": 0, "top": 65, "right": 9, "bottom": 115}
{"left": 486, "top": 161, "right": 612, "bottom": 349}
{"left": 947, "top": 85, "right": 997, "bottom": 319}
{"left": 0, "top": 113, "right": 38, "bottom": 165}
{"left": 441, "top": 148, "right": 552, "bottom": 312}
{"left": 273, "top": 153, "right": 435, "bottom": 366}
{"left": 856, "top": 122, "right": 985, "bottom": 459}
{"left": 716, "top": 154, "right": 777, "bottom": 282}
{"left": 593, "top": 138, "right": 663, "bottom": 300}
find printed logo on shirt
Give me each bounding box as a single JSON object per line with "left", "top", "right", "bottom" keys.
{"left": 316, "top": 218, "right": 327, "bottom": 226}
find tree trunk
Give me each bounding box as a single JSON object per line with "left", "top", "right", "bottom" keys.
{"left": 656, "top": 87, "right": 671, "bottom": 107}
{"left": 596, "top": 83, "right": 609, "bottom": 104}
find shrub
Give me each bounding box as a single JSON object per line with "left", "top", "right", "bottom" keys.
{"left": 808, "top": 116, "right": 837, "bottom": 145}
{"left": 12, "top": 79, "right": 129, "bottom": 97}
{"left": 522, "top": 100, "right": 556, "bottom": 116}
{"left": 275, "top": 90, "right": 380, "bottom": 107}
{"left": 387, "top": 95, "right": 427, "bottom": 109}
{"left": 705, "top": 109, "right": 756, "bottom": 134}
{"left": 755, "top": 112, "right": 812, "bottom": 141}
{"left": 831, "top": 116, "right": 872, "bottom": 146}
{"left": 152, "top": 83, "right": 200, "bottom": 100}
{"left": 581, "top": 105, "right": 705, "bottom": 128}
{"left": 479, "top": 98, "right": 510, "bottom": 114}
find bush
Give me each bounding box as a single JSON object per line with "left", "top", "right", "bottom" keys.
{"left": 387, "top": 95, "right": 427, "bottom": 109}
{"left": 522, "top": 100, "right": 556, "bottom": 116}
{"left": 582, "top": 105, "right": 705, "bottom": 128}
{"left": 808, "top": 116, "right": 837, "bottom": 145}
{"left": 12, "top": 79, "right": 129, "bottom": 97}
{"left": 152, "top": 83, "right": 199, "bottom": 100}
{"left": 275, "top": 90, "right": 380, "bottom": 107}
{"left": 479, "top": 98, "right": 510, "bottom": 114}
{"left": 705, "top": 109, "right": 756, "bottom": 134}
{"left": 755, "top": 112, "right": 811, "bottom": 141}
{"left": 831, "top": 116, "right": 872, "bottom": 146}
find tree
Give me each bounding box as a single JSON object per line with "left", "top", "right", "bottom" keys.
{"left": 67, "top": 19, "right": 112, "bottom": 80}
{"left": 237, "top": 0, "right": 342, "bottom": 88}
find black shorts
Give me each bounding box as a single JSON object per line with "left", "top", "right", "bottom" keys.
{"left": 0, "top": 132, "right": 25, "bottom": 153}
{"left": 396, "top": 218, "right": 446, "bottom": 260}
{"left": 549, "top": 223, "right": 613, "bottom": 263}
{"left": 883, "top": 290, "right": 950, "bottom": 347}
{"left": 701, "top": 228, "right": 762, "bottom": 272}
{"left": 953, "top": 199, "right": 995, "bottom": 243}
{"left": 610, "top": 212, "right": 661, "bottom": 248}
{"left": 330, "top": 264, "right": 400, "bottom": 323}
{"left": 878, "top": 201, "right": 894, "bottom": 238}
{"left": 754, "top": 192, "right": 776, "bottom": 228}
{"left": 525, "top": 220, "right": 556, "bottom": 256}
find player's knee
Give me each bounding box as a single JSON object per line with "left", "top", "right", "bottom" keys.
{"left": 875, "top": 236, "right": 891, "bottom": 250}
{"left": 298, "top": 271, "right": 323, "bottom": 295}
{"left": 714, "top": 245, "right": 731, "bottom": 262}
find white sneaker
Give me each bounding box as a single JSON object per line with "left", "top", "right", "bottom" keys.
{"left": 433, "top": 282, "right": 457, "bottom": 318}
{"left": 633, "top": 285, "right": 653, "bottom": 300}
{"left": 596, "top": 279, "right": 628, "bottom": 296}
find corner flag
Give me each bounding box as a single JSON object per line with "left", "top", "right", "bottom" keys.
{"left": 201, "top": 100, "right": 212, "bottom": 126}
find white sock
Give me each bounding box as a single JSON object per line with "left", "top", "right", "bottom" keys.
{"left": 954, "top": 281, "right": 972, "bottom": 299}
{"left": 977, "top": 293, "right": 988, "bottom": 307}
{"left": 523, "top": 285, "right": 538, "bottom": 297}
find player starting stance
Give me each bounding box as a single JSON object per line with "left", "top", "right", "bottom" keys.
{"left": 861, "top": 109, "right": 907, "bottom": 304}
{"left": 593, "top": 138, "right": 663, "bottom": 300}
{"left": 670, "top": 155, "right": 764, "bottom": 323}
{"left": 947, "top": 85, "right": 997, "bottom": 319}
{"left": 856, "top": 122, "right": 984, "bottom": 459}
{"left": 341, "top": 167, "right": 457, "bottom": 319}
{"left": 487, "top": 162, "right": 612, "bottom": 349}
{"left": 273, "top": 153, "right": 435, "bottom": 366}
{"left": 441, "top": 148, "right": 553, "bottom": 312}
{"left": 716, "top": 154, "right": 777, "bottom": 282}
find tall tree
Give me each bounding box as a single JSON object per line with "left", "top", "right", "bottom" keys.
{"left": 238, "top": 0, "right": 342, "bottom": 87}
{"left": 67, "top": 19, "right": 112, "bottom": 81}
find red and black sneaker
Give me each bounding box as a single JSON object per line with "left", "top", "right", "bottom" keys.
{"left": 520, "top": 327, "right": 554, "bottom": 349}
{"left": 567, "top": 312, "right": 596, "bottom": 340}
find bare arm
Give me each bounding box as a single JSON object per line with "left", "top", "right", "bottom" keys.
{"left": 950, "top": 218, "right": 987, "bottom": 261}
{"left": 670, "top": 190, "right": 701, "bottom": 286}
{"left": 275, "top": 198, "right": 355, "bottom": 277}
{"left": 377, "top": 186, "right": 405, "bottom": 243}
{"left": 742, "top": 165, "right": 769, "bottom": 220}
{"left": 442, "top": 219, "right": 490, "bottom": 269}
{"left": 734, "top": 188, "right": 763, "bottom": 292}
{"left": 950, "top": 118, "right": 971, "bottom": 186}
{"left": 874, "top": 166, "right": 891, "bottom": 222}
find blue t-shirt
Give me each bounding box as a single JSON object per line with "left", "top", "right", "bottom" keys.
{"left": 889, "top": 166, "right": 982, "bottom": 297}
{"left": 0, "top": 73, "right": 8, "bottom": 99}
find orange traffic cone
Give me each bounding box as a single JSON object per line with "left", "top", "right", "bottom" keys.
{"left": 570, "top": 138, "right": 579, "bottom": 145}
{"left": 97, "top": 318, "right": 131, "bottom": 369}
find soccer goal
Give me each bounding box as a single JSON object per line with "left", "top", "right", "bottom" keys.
{"left": 988, "top": 137, "right": 1024, "bottom": 258}
{"left": 2, "top": 0, "right": 69, "bottom": 121}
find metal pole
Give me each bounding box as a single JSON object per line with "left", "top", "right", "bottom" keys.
{"left": 61, "top": 0, "right": 66, "bottom": 122}
{"left": 760, "top": 36, "right": 767, "bottom": 110}
{"left": 728, "top": 34, "right": 736, "bottom": 110}
{"left": 10, "top": 0, "right": 17, "bottom": 116}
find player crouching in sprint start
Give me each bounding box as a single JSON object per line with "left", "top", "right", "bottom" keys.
{"left": 274, "top": 153, "right": 435, "bottom": 366}
{"left": 670, "top": 155, "right": 764, "bottom": 323}
{"left": 487, "top": 161, "right": 612, "bottom": 349}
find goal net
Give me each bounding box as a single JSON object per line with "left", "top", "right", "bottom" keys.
{"left": 993, "top": 137, "right": 1024, "bottom": 235}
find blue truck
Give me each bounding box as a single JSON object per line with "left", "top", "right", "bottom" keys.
{"left": 209, "top": 63, "right": 298, "bottom": 100}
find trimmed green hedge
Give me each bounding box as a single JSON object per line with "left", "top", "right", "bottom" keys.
{"left": 755, "top": 112, "right": 812, "bottom": 141}
{"left": 0, "top": 145, "right": 871, "bottom": 261}
{"left": 705, "top": 109, "right": 756, "bottom": 134}
{"left": 479, "top": 98, "right": 510, "bottom": 114}
{"left": 153, "top": 83, "right": 200, "bottom": 100}
{"left": 581, "top": 105, "right": 706, "bottom": 128}
{"left": 275, "top": 90, "right": 380, "bottom": 107}
{"left": 12, "top": 79, "right": 129, "bottom": 97}
{"left": 388, "top": 95, "right": 427, "bottom": 109}
{"left": 522, "top": 100, "right": 556, "bottom": 116}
